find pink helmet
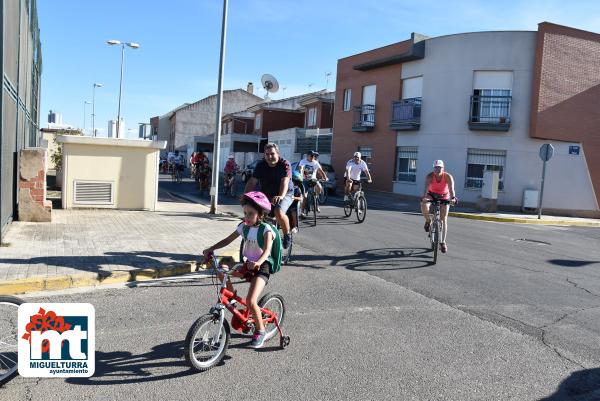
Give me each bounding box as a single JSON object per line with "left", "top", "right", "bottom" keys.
{"left": 242, "top": 191, "right": 271, "bottom": 213}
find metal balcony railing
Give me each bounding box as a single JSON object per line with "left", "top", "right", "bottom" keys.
{"left": 469, "top": 95, "right": 512, "bottom": 131}
{"left": 390, "top": 98, "right": 421, "bottom": 130}
{"left": 352, "top": 104, "right": 375, "bottom": 132}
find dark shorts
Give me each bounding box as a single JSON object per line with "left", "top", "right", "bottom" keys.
{"left": 239, "top": 261, "right": 271, "bottom": 284}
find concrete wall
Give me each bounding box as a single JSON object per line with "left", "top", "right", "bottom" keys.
{"left": 174, "top": 90, "right": 261, "bottom": 151}
{"left": 59, "top": 137, "right": 166, "bottom": 211}
{"left": 393, "top": 31, "right": 597, "bottom": 213}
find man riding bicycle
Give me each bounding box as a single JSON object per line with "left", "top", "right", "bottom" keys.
{"left": 298, "top": 150, "right": 328, "bottom": 214}
{"left": 244, "top": 143, "right": 294, "bottom": 249}
{"left": 169, "top": 150, "right": 184, "bottom": 178}
{"left": 344, "top": 151, "right": 372, "bottom": 201}
{"left": 421, "top": 160, "right": 457, "bottom": 254}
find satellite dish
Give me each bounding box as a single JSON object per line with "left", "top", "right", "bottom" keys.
{"left": 261, "top": 74, "right": 279, "bottom": 94}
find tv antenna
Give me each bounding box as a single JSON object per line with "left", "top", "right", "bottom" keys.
{"left": 261, "top": 74, "right": 279, "bottom": 102}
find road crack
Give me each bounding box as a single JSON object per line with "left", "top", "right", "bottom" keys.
{"left": 566, "top": 277, "right": 600, "bottom": 297}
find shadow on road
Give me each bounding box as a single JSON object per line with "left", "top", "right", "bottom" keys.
{"left": 548, "top": 259, "right": 599, "bottom": 267}
{"left": 65, "top": 341, "right": 197, "bottom": 385}
{"left": 539, "top": 367, "right": 600, "bottom": 400}
{"left": 289, "top": 247, "right": 434, "bottom": 270}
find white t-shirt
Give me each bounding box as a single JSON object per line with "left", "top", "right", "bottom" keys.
{"left": 346, "top": 159, "right": 368, "bottom": 180}
{"left": 237, "top": 223, "right": 275, "bottom": 262}
{"left": 298, "top": 159, "right": 322, "bottom": 180}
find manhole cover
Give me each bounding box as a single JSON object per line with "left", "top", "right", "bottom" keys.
{"left": 513, "top": 238, "right": 552, "bottom": 246}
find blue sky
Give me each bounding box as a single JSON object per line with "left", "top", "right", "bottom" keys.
{"left": 38, "top": 0, "right": 600, "bottom": 138}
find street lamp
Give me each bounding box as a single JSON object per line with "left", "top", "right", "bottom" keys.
{"left": 83, "top": 101, "right": 91, "bottom": 134}
{"left": 107, "top": 39, "right": 140, "bottom": 138}
{"left": 92, "top": 83, "right": 103, "bottom": 137}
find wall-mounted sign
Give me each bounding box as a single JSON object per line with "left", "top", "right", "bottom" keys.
{"left": 569, "top": 145, "right": 580, "bottom": 155}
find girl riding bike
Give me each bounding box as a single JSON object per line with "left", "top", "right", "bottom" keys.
{"left": 202, "top": 191, "right": 276, "bottom": 348}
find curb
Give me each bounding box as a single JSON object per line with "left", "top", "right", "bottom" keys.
{"left": 0, "top": 249, "right": 239, "bottom": 296}
{"left": 449, "top": 212, "right": 600, "bottom": 227}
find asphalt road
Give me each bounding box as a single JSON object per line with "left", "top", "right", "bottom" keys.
{"left": 2, "top": 176, "right": 599, "bottom": 400}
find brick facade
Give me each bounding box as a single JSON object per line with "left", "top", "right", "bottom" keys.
{"left": 530, "top": 22, "right": 600, "bottom": 205}
{"left": 18, "top": 148, "right": 52, "bottom": 222}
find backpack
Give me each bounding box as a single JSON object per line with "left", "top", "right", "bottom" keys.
{"left": 241, "top": 222, "right": 282, "bottom": 274}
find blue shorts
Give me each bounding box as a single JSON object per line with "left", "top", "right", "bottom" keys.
{"left": 272, "top": 191, "right": 294, "bottom": 214}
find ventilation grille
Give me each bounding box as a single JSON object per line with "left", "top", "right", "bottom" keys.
{"left": 74, "top": 181, "right": 114, "bottom": 205}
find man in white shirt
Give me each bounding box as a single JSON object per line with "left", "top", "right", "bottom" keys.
{"left": 344, "top": 152, "right": 372, "bottom": 201}
{"left": 298, "top": 150, "right": 328, "bottom": 213}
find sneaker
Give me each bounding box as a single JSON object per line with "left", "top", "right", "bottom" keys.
{"left": 343, "top": 195, "right": 349, "bottom": 201}
{"left": 440, "top": 243, "right": 448, "bottom": 253}
{"left": 282, "top": 234, "right": 291, "bottom": 249}
{"left": 291, "top": 227, "right": 298, "bottom": 234}
{"left": 424, "top": 221, "right": 431, "bottom": 232}
{"left": 317, "top": 207, "right": 321, "bottom": 213}
{"left": 250, "top": 330, "right": 266, "bottom": 348}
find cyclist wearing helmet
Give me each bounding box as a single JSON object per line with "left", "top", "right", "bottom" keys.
{"left": 288, "top": 171, "right": 304, "bottom": 232}
{"left": 244, "top": 143, "right": 294, "bottom": 248}
{"left": 203, "top": 191, "right": 276, "bottom": 348}
{"left": 421, "top": 160, "right": 457, "bottom": 254}
{"left": 298, "top": 150, "right": 328, "bottom": 213}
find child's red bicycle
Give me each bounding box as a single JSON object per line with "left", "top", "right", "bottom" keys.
{"left": 184, "top": 252, "right": 290, "bottom": 372}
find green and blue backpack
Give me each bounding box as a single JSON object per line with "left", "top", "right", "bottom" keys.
{"left": 241, "top": 222, "right": 282, "bottom": 274}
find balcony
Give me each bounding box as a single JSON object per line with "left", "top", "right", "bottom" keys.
{"left": 468, "top": 95, "right": 512, "bottom": 131}
{"left": 390, "top": 98, "right": 421, "bottom": 131}
{"left": 352, "top": 105, "right": 375, "bottom": 132}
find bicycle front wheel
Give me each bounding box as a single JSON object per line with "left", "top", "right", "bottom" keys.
{"left": 431, "top": 221, "right": 439, "bottom": 264}
{"left": 184, "top": 314, "right": 230, "bottom": 372}
{"left": 282, "top": 230, "right": 292, "bottom": 265}
{"left": 0, "top": 296, "right": 23, "bottom": 386}
{"left": 356, "top": 195, "right": 367, "bottom": 223}
{"left": 258, "top": 293, "right": 286, "bottom": 342}
{"left": 312, "top": 196, "right": 317, "bottom": 226}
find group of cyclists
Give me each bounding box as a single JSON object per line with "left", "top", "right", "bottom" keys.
{"left": 203, "top": 142, "right": 458, "bottom": 347}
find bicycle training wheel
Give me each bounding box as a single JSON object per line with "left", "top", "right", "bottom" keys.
{"left": 356, "top": 195, "right": 367, "bottom": 223}
{"left": 258, "top": 293, "right": 286, "bottom": 342}
{"left": 184, "top": 314, "right": 230, "bottom": 372}
{"left": 0, "top": 296, "right": 23, "bottom": 386}
{"left": 343, "top": 199, "right": 352, "bottom": 217}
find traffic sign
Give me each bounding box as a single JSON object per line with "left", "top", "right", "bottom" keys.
{"left": 539, "top": 143, "right": 554, "bottom": 162}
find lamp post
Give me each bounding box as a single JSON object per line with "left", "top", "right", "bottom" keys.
{"left": 107, "top": 40, "right": 140, "bottom": 138}
{"left": 83, "top": 101, "right": 91, "bottom": 134}
{"left": 209, "top": 0, "right": 228, "bottom": 214}
{"left": 92, "top": 83, "right": 103, "bottom": 137}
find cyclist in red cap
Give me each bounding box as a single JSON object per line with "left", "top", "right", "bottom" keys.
{"left": 203, "top": 191, "right": 276, "bottom": 348}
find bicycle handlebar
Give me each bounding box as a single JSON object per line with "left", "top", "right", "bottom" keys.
{"left": 204, "top": 252, "right": 245, "bottom": 274}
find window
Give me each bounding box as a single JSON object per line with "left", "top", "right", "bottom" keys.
{"left": 255, "top": 114, "right": 262, "bottom": 130}
{"left": 307, "top": 107, "right": 317, "bottom": 127}
{"left": 465, "top": 149, "right": 506, "bottom": 190}
{"left": 396, "top": 147, "right": 418, "bottom": 182}
{"left": 343, "top": 89, "right": 352, "bottom": 111}
{"left": 358, "top": 146, "right": 373, "bottom": 172}
{"left": 471, "top": 89, "right": 511, "bottom": 123}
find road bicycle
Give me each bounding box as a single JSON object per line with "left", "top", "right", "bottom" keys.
{"left": 302, "top": 179, "right": 326, "bottom": 227}
{"left": 425, "top": 192, "right": 454, "bottom": 264}
{"left": 184, "top": 252, "right": 290, "bottom": 372}
{"left": 172, "top": 164, "right": 183, "bottom": 183}
{"left": 343, "top": 179, "right": 367, "bottom": 223}
{"left": 0, "top": 296, "right": 23, "bottom": 386}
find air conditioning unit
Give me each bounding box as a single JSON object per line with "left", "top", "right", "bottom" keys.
{"left": 74, "top": 181, "right": 114, "bottom": 205}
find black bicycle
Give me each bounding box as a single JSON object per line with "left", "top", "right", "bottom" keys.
{"left": 0, "top": 296, "right": 23, "bottom": 386}
{"left": 302, "top": 179, "right": 325, "bottom": 227}
{"left": 425, "top": 192, "right": 454, "bottom": 264}
{"left": 343, "top": 179, "right": 367, "bottom": 223}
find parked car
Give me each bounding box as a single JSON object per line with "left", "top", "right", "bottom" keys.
{"left": 291, "top": 161, "right": 337, "bottom": 195}
{"left": 241, "top": 160, "right": 259, "bottom": 183}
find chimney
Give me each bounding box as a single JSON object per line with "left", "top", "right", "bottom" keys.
{"left": 247, "top": 82, "right": 254, "bottom": 95}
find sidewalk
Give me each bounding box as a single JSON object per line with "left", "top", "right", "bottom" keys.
{"left": 360, "top": 190, "right": 600, "bottom": 227}
{"left": 0, "top": 192, "right": 242, "bottom": 295}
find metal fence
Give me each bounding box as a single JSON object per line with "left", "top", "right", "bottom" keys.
{"left": 1, "top": 0, "right": 42, "bottom": 236}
